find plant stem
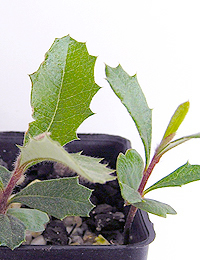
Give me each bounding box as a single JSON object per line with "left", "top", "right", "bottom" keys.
{"left": 0, "top": 156, "right": 23, "bottom": 214}
{"left": 123, "top": 153, "right": 161, "bottom": 243}
{"left": 123, "top": 205, "right": 138, "bottom": 244}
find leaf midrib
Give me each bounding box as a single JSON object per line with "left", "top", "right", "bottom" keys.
{"left": 46, "top": 46, "right": 68, "bottom": 132}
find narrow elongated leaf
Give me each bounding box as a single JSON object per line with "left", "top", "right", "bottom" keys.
{"left": 19, "top": 135, "right": 115, "bottom": 183}
{"left": 0, "top": 166, "right": 12, "bottom": 188}
{"left": 106, "top": 65, "right": 152, "bottom": 165}
{"left": 144, "top": 162, "right": 200, "bottom": 194}
{"left": 157, "top": 101, "right": 190, "bottom": 153}
{"left": 163, "top": 101, "right": 190, "bottom": 140}
{"left": 26, "top": 35, "right": 100, "bottom": 145}
{"left": 7, "top": 208, "right": 49, "bottom": 232}
{"left": 157, "top": 132, "right": 200, "bottom": 156}
{"left": 10, "top": 177, "right": 94, "bottom": 219}
{"left": 116, "top": 149, "right": 144, "bottom": 204}
{"left": 133, "top": 198, "right": 177, "bottom": 217}
{"left": 0, "top": 214, "right": 26, "bottom": 250}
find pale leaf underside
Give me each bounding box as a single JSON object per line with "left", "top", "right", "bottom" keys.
{"left": 0, "top": 214, "right": 26, "bottom": 250}
{"left": 19, "top": 135, "right": 115, "bottom": 184}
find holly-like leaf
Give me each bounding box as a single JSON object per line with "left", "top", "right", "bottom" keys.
{"left": 106, "top": 64, "right": 152, "bottom": 166}
{"left": 0, "top": 166, "right": 12, "bottom": 188}
{"left": 19, "top": 135, "right": 115, "bottom": 183}
{"left": 133, "top": 198, "right": 177, "bottom": 217}
{"left": 0, "top": 214, "right": 26, "bottom": 250}
{"left": 26, "top": 35, "right": 100, "bottom": 146}
{"left": 7, "top": 208, "right": 49, "bottom": 232}
{"left": 144, "top": 162, "right": 200, "bottom": 194}
{"left": 157, "top": 101, "right": 190, "bottom": 154}
{"left": 10, "top": 177, "right": 94, "bottom": 219}
{"left": 116, "top": 149, "right": 144, "bottom": 204}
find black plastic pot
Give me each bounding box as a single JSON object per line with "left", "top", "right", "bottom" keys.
{"left": 0, "top": 132, "right": 155, "bottom": 260}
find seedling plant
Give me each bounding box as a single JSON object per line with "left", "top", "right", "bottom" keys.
{"left": 1, "top": 35, "right": 200, "bottom": 249}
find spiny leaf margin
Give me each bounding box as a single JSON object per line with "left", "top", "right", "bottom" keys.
{"left": 25, "top": 35, "right": 100, "bottom": 146}
{"left": 106, "top": 64, "right": 152, "bottom": 166}
{"left": 19, "top": 134, "right": 115, "bottom": 184}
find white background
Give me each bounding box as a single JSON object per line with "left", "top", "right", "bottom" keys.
{"left": 1, "top": 1, "right": 200, "bottom": 259}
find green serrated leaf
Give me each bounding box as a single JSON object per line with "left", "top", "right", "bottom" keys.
{"left": 116, "top": 149, "right": 144, "bottom": 204}
{"left": 106, "top": 64, "right": 152, "bottom": 166}
{"left": 10, "top": 177, "right": 94, "bottom": 219}
{"left": 0, "top": 214, "right": 26, "bottom": 250}
{"left": 133, "top": 198, "right": 177, "bottom": 217}
{"left": 7, "top": 208, "right": 49, "bottom": 232}
{"left": 19, "top": 135, "right": 115, "bottom": 183}
{"left": 144, "top": 162, "right": 200, "bottom": 194}
{"left": 25, "top": 35, "right": 100, "bottom": 146}
{"left": 0, "top": 166, "right": 12, "bottom": 188}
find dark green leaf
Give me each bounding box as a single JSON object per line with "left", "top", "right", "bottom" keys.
{"left": 116, "top": 149, "right": 144, "bottom": 204}
{"left": 10, "top": 177, "right": 94, "bottom": 219}
{"left": 0, "top": 214, "right": 26, "bottom": 250}
{"left": 133, "top": 198, "right": 177, "bottom": 217}
{"left": 106, "top": 64, "right": 152, "bottom": 165}
{"left": 26, "top": 35, "right": 100, "bottom": 146}
{"left": 19, "top": 135, "right": 115, "bottom": 183}
{"left": 144, "top": 162, "right": 200, "bottom": 194}
{"left": 7, "top": 208, "right": 49, "bottom": 232}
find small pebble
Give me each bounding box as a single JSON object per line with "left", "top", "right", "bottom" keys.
{"left": 71, "top": 235, "right": 84, "bottom": 245}
{"left": 31, "top": 231, "right": 43, "bottom": 238}
{"left": 63, "top": 216, "right": 82, "bottom": 228}
{"left": 24, "top": 231, "right": 32, "bottom": 245}
{"left": 31, "top": 235, "right": 47, "bottom": 245}
{"left": 92, "top": 204, "right": 113, "bottom": 214}
{"left": 83, "top": 230, "right": 97, "bottom": 244}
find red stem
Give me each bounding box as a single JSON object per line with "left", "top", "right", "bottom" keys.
{"left": 0, "top": 157, "right": 23, "bottom": 214}
{"left": 123, "top": 153, "right": 161, "bottom": 243}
